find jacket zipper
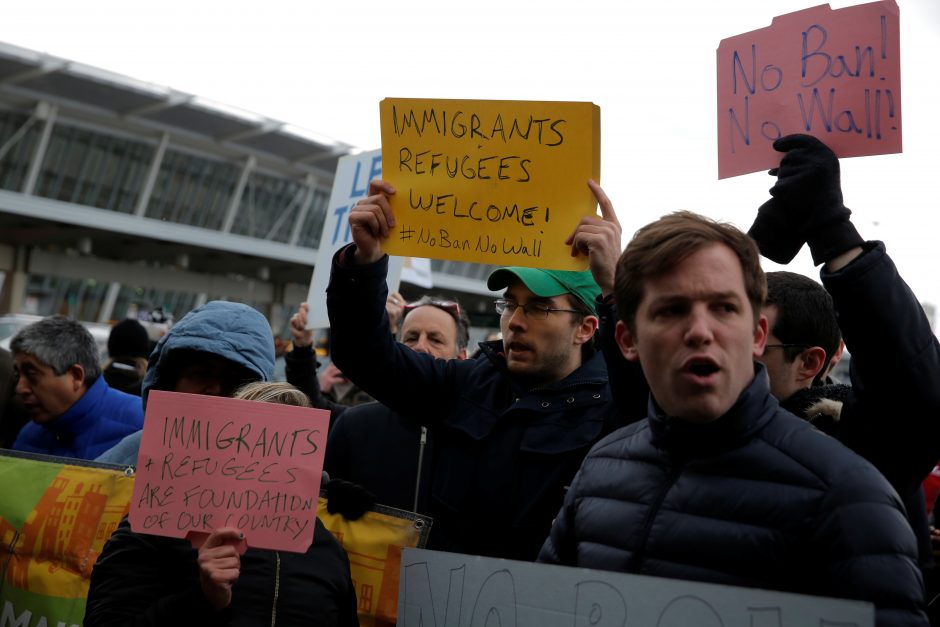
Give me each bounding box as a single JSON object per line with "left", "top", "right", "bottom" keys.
{"left": 627, "top": 463, "right": 683, "bottom": 573}
{"left": 270, "top": 551, "right": 281, "bottom": 626}
{"left": 413, "top": 426, "right": 427, "bottom": 512}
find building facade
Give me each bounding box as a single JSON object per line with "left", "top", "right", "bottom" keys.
{"left": 0, "top": 42, "right": 498, "bottom": 334}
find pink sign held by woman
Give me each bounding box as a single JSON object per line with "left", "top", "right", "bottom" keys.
{"left": 128, "top": 390, "right": 329, "bottom": 553}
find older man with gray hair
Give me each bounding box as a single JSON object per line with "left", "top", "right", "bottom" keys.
{"left": 10, "top": 315, "right": 143, "bottom": 460}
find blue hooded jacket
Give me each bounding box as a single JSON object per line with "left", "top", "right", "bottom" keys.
{"left": 96, "top": 301, "right": 275, "bottom": 466}
{"left": 13, "top": 375, "right": 143, "bottom": 460}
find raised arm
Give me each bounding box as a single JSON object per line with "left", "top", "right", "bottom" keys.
{"left": 749, "top": 134, "right": 940, "bottom": 496}
{"left": 326, "top": 180, "right": 465, "bottom": 420}
{"left": 284, "top": 302, "right": 347, "bottom": 426}
{"left": 568, "top": 180, "right": 649, "bottom": 423}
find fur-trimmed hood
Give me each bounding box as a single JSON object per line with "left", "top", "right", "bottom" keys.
{"left": 781, "top": 383, "right": 850, "bottom": 437}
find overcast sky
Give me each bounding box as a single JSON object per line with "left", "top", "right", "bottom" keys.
{"left": 4, "top": 0, "right": 939, "bottom": 308}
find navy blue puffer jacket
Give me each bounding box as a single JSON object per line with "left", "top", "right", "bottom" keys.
{"left": 539, "top": 367, "right": 928, "bottom": 627}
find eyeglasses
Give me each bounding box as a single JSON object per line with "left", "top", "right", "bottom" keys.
{"left": 403, "top": 299, "right": 462, "bottom": 319}
{"left": 764, "top": 343, "right": 812, "bottom": 352}
{"left": 494, "top": 299, "right": 582, "bottom": 320}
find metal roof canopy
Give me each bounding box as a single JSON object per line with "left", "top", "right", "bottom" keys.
{"left": 0, "top": 41, "right": 355, "bottom": 178}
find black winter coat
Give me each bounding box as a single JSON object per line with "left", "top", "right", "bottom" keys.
{"left": 326, "top": 249, "right": 631, "bottom": 560}
{"left": 84, "top": 517, "right": 359, "bottom": 627}
{"left": 818, "top": 242, "right": 940, "bottom": 571}
{"left": 539, "top": 369, "right": 928, "bottom": 627}
{"left": 325, "top": 401, "right": 431, "bottom": 514}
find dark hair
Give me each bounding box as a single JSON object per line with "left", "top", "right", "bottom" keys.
{"left": 108, "top": 319, "right": 151, "bottom": 359}
{"left": 765, "top": 271, "right": 841, "bottom": 383}
{"left": 401, "top": 295, "right": 470, "bottom": 351}
{"left": 615, "top": 211, "right": 766, "bottom": 331}
{"left": 11, "top": 315, "right": 101, "bottom": 383}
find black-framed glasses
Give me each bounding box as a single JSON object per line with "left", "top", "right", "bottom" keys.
{"left": 764, "top": 343, "right": 812, "bottom": 351}
{"left": 404, "top": 299, "right": 461, "bottom": 319}
{"left": 494, "top": 299, "right": 582, "bottom": 320}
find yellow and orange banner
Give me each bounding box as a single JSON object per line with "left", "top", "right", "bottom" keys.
{"left": 0, "top": 450, "right": 430, "bottom": 627}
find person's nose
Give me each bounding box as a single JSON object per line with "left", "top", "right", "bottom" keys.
{"left": 683, "top": 306, "right": 714, "bottom": 346}
{"left": 412, "top": 335, "right": 432, "bottom": 356}
{"left": 203, "top": 378, "right": 224, "bottom": 396}
{"left": 506, "top": 305, "right": 528, "bottom": 332}
{"left": 14, "top": 376, "right": 31, "bottom": 398}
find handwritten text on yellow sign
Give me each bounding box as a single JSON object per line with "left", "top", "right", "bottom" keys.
{"left": 380, "top": 98, "right": 600, "bottom": 271}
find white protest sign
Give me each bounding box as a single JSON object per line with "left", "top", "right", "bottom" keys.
{"left": 399, "top": 549, "right": 873, "bottom": 627}
{"left": 400, "top": 257, "right": 434, "bottom": 289}
{"left": 306, "top": 149, "right": 405, "bottom": 329}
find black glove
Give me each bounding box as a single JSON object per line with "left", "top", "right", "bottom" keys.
{"left": 748, "top": 134, "right": 863, "bottom": 265}
{"left": 324, "top": 478, "right": 375, "bottom": 520}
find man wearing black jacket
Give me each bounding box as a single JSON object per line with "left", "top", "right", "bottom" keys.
{"left": 539, "top": 208, "right": 928, "bottom": 626}
{"left": 326, "top": 178, "right": 628, "bottom": 560}
{"left": 748, "top": 134, "right": 940, "bottom": 616}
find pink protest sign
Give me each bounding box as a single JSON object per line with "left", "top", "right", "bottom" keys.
{"left": 129, "top": 391, "right": 329, "bottom": 553}
{"left": 717, "top": 0, "right": 901, "bottom": 179}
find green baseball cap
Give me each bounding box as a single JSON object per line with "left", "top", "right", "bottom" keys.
{"left": 487, "top": 267, "right": 601, "bottom": 315}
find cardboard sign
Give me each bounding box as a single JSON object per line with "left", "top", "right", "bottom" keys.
{"left": 717, "top": 1, "right": 901, "bottom": 179}
{"left": 128, "top": 391, "right": 329, "bottom": 552}
{"left": 0, "top": 450, "right": 136, "bottom": 626}
{"left": 399, "top": 549, "right": 874, "bottom": 627}
{"left": 306, "top": 149, "right": 405, "bottom": 329}
{"left": 380, "top": 98, "right": 600, "bottom": 271}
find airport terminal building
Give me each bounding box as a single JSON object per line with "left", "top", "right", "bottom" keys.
{"left": 0, "top": 42, "right": 497, "bottom": 333}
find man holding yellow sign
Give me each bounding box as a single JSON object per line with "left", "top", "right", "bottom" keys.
{"left": 325, "top": 161, "right": 634, "bottom": 559}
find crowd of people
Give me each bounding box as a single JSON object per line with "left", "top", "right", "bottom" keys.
{"left": 1, "top": 134, "right": 938, "bottom": 625}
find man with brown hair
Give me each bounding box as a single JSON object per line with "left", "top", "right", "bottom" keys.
{"left": 539, "top": 211, "right": 928, "bottom": 626}
{"left": 325, "top": 179, "right": 628, "bottom": 560}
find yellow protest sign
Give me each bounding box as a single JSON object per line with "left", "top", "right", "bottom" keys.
{"left": 380, "top": 98, "right": 600, "bottom": 270}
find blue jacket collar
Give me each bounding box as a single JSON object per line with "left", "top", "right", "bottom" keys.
{"left": 49, "top": 376, "right": 108, "bottom": 437}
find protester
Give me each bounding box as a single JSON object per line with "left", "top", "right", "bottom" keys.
{"left": 284, "top": 302, "right": 349, "bottom": 419}
{"left": 538, "top": 210, "right": 927, "bottom": 626}
{"left": 325, "top": 295, "right": 470, "bottom": 514}
{"left": 325, "top": 178, "right": 632, "bottom": 560}
{"left": 759, "top": 271, "right": 842, "bottom": 404}
{"left": 84, "top": 381, "right": 359, "bottom": 627}
{"left": 96, "top": 299, "right": 374, "bottom": 520}
{"left": 95, "top": 300, "right": 274, "bottom": 465}
{"left": 9, "top": 316, "right": 143, "bottom": 460}
{"left": 102, "top": 318, "right": 152, "bottom": 396}
{"left": 285, "top": 293, "right": 404, "bottom": 410}
{"left": 748, "top": 134, "right": 940, "bottom": 618}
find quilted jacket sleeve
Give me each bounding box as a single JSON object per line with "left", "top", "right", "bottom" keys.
{"left": 326, "top": 246, "right": 465, "bottom": 422}
{"left": 812, "top": 461, "right": 928, "bottom": 627}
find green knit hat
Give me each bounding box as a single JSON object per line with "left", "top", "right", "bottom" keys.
{"left": 487, "top": 267, "right": 601, "bottom": 315}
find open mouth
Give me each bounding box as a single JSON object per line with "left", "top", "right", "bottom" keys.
{"left": 688, "top": 362, "right": 719, "bottom": 376}
{"left": 683, "top": 357, "right": 720, "bottom": 382}
{"left": 508, "top": 341, "right": 532, "bottom": 354}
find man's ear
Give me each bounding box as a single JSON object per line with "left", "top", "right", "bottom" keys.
{"left": 573, "top": 315, "right": 599, "bottom": 346}
{"left": 615, "top": 320, "right": 639, "bottom": 362}
{"left": 752, "top": 314, "right": 768, "bottom": 358}
{"left": 456, "top": 347, "right": 468, "bottom": 360}
{"left": 67, "top": 364, "right": 85, "bottom": 391}
{"left": 796, "top": 346, "right": 828, "bottom": 383}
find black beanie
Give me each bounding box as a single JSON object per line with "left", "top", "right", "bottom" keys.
{"left": 108, "top": 319, "right": 150, "bottom": 359}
